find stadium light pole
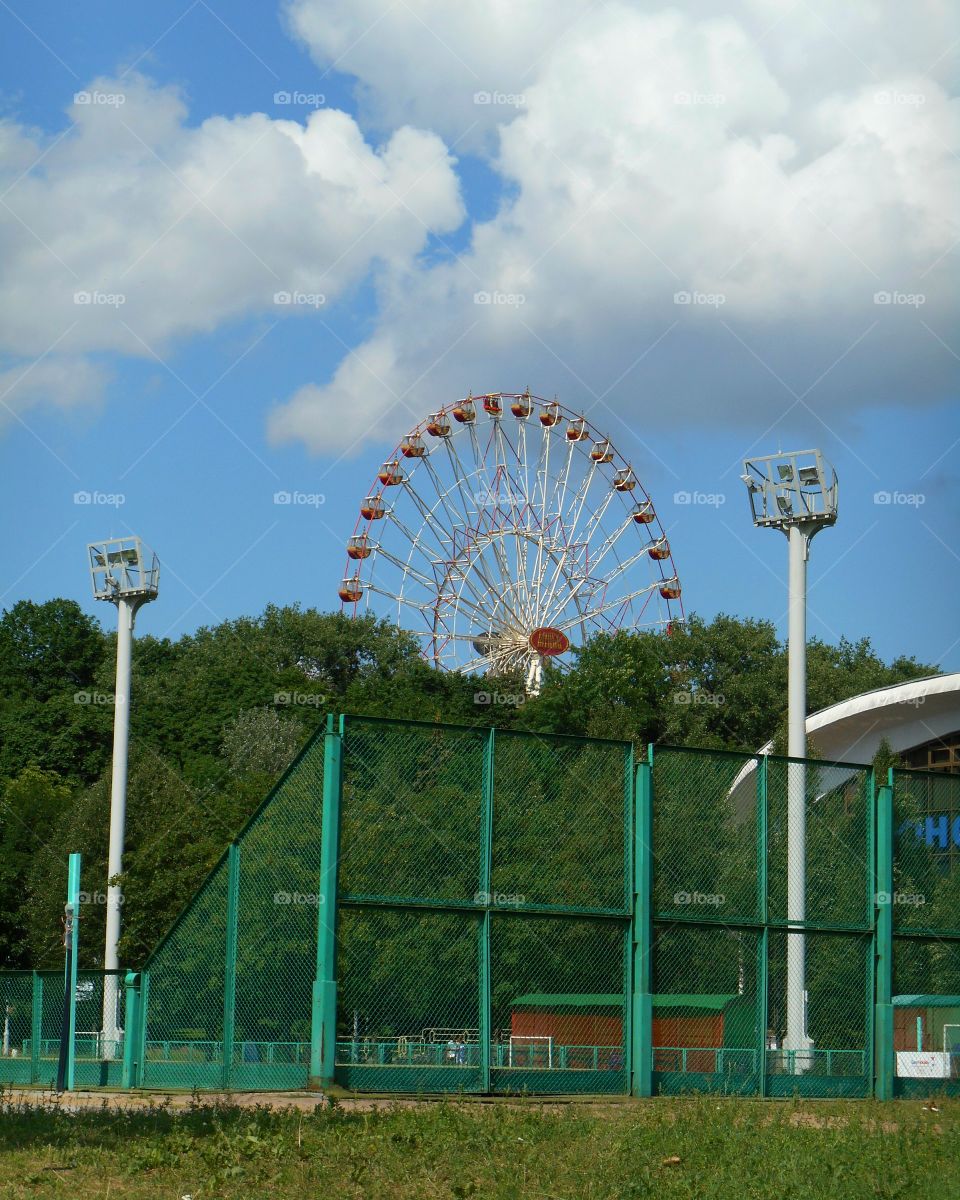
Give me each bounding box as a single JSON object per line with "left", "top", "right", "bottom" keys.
{"left": 741, "top": 451, "right": 838, "bottom": 1068}
{"left": 88, "top": 537, "right": 159, "bottom": 1059}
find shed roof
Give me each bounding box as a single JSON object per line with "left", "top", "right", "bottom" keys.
{"left": 893, "top": 994, "right": 960, "bottom": 1008}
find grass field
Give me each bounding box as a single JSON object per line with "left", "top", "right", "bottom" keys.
{"left": 0, "top": 1091, "right": 957, "bottom": 1199}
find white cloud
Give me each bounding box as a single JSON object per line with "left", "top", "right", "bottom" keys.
{"left": 271, "top": 1, "right": 960, "bottom": 455}
{"left": 0, "top": 358, "right": 110, "bottom": 428}
{"left": 0, "top": 72, "right": 463, "bottom": 412}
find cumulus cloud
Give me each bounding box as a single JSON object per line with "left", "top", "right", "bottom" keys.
{"left": 271, "top": 2, "right": 960, "bottom": 454}
{"left": 3, "top": 5, "right": 957, "bottom": 452}
{"left": 0, "top": 72, "right": 463, "bottom": 412}
{"left": 0, "top": 357, "right": 111, "bottom": 428}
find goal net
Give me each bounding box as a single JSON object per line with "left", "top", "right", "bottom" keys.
{"left": 509, "top": 1035, "right": 553, "bottom": 1068}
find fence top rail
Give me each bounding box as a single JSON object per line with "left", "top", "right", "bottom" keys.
{"left": 342, "top": 712, "right": 632, "bottom": 748}
{"left": 653, "top": 744, "right": 874, "bottom": 774}
{"left": 892, "top": 766, "right": 960, "bottom": 787}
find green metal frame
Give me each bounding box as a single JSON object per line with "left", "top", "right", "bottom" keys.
{"left": 874, "top": 776, "right": 894, "bottom": 1099}
{"left": 221, "top": 842, "right": 240, "bottom": 1089}
{"left": 121, "top": 971, "right": 140, "bottom": 1089}
{"left": 311, "top": 713, "right": 343, "bottom": 1088}
{"left": 631, "top": 746, "right": 653, "bottom": 1097}
{"left": 6, "top": 721, "right": 950, "bottom": 1101}
{"left": 479, "top": 727, "right": 495, "bottom": 1093}
{"left": 757, "top": 754, "right": 769, "bottom": 1097}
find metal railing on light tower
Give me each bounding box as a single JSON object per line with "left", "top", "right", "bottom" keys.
{"left": 741, "top": 450, "right": 838, "bottom": 1071}
{"left": 88, "top": 537, "right": 159, "bottom": 1060}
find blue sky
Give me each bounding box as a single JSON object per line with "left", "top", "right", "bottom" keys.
{"left": 1, "top": 0, "right": 958, "bottom": 673}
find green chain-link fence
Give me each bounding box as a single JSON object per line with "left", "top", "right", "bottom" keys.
{"left": 0, "top": 969, "right": 127, "bottom": 1088}
{"left": 891, "top": 767, "right": 960, "bottom": 1096}
{"left": 6, "top": 720, "right": 958, "bottom": 1098}
{"left": 651, "top": 747, "right": 875, "bottom": 1098}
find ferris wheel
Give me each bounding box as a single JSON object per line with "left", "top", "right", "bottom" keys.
{"left": 338, "top": 391, "right": 683, "bottom": 693}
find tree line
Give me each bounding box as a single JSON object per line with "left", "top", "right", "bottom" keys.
{"left": 0, "top": 598, "right": 934, "bottom": 969}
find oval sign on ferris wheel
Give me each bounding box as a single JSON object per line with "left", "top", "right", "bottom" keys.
{"left": 529, "top": 626, "right": 571, "bottom": 656}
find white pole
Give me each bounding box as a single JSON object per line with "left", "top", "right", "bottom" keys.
{"left": 784, "top": 524, "right": 809, "bottom": 1060}
{"left": 101, "top": 595, "right": 137, "bottom": 1058}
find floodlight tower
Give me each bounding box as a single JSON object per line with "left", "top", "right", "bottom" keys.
{"left": 88, "top": 537, "right": 159, "bottom": 1058}
{"left": 741, "top": 451, "right": 837, "bottom": 1066}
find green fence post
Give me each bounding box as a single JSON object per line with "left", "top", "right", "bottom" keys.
{"left": 121, "top": 972, "right": 140, "bottom": 1089}
{"left": 631, "top": 745, "right": 653, "bottom": 1098}
{"left": 622, "top": 742, "right": 635, "bottom": 1094}
{"left": 874, "top": 774, "right": 894, "bottom": 1100}
{"left": 30, "top": 971, "right": 41, "bottom": 1085}
{"left": 137, "top": 970, "right": 150, "bottom": 1087}
{"left": 222, "top": 842, "right": 241, "bottom": 1089}
{"left": 757, "top": 755, "right": 769, "bottom": 1098}
{"left": 56, "top": 852, "right": 81, "bottom": 1092}
{"left": 311, "top": 714, "right": 343, "bottom": 1089}
{"left": 479, "top": 726, "right": 495, "bottom": 1093}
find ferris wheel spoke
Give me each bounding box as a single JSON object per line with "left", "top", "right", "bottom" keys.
{"left": 585, "top": 514, "right": 641, "bottom": 576}
{"left": 542, "top": 544, "right": 653, "bottom": 627}
{"left": 492, "top": 422, "right": 527, "bottom": 526}
{"left": 421, "top": 453, "right": 470, "bottom": 538}
{"left": 538, "top": 538, "right": 587, "bottom": 626}
{"left": 397, "top": 478, "right": 456, "bottom": 557}
{"left": 369, "top": 545, "right": 437, "bottom": 591}
{"left": 578, "top": 484, "right": 618, "bottom": 550}
{"left": 545, "top": 516, "right": 634, "bottom": 616}
{"left": 552, "top": 581, "right": 659, "bottom": 633}
{"left": 441, "top": 436, "right": 480, "bottom": 525}
{"left": 385, "top": 508, "right": 445, "bottom": 567}
{"left": 560, "top": 457, "right": 601, "bottom": 550}
{"left": 549, "top": 441, "right": 576, "bottom": 544}
{"left": 451, "top": 551, "right": 527, "bottom": 633}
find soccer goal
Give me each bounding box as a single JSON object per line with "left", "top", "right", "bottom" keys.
{"left": 509, "top": 1035, "right": 553, "bottom": 1068}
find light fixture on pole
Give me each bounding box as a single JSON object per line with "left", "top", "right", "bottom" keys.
{"left": 741, "top": 450, "right": 838, "bottom": 1070}
{"left": 88, "top": 537, "right": 159, "bottom": 1059}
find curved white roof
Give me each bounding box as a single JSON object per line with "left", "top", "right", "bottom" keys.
{"left": 760, "top": 672, "right": 960, "bottom": 765}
